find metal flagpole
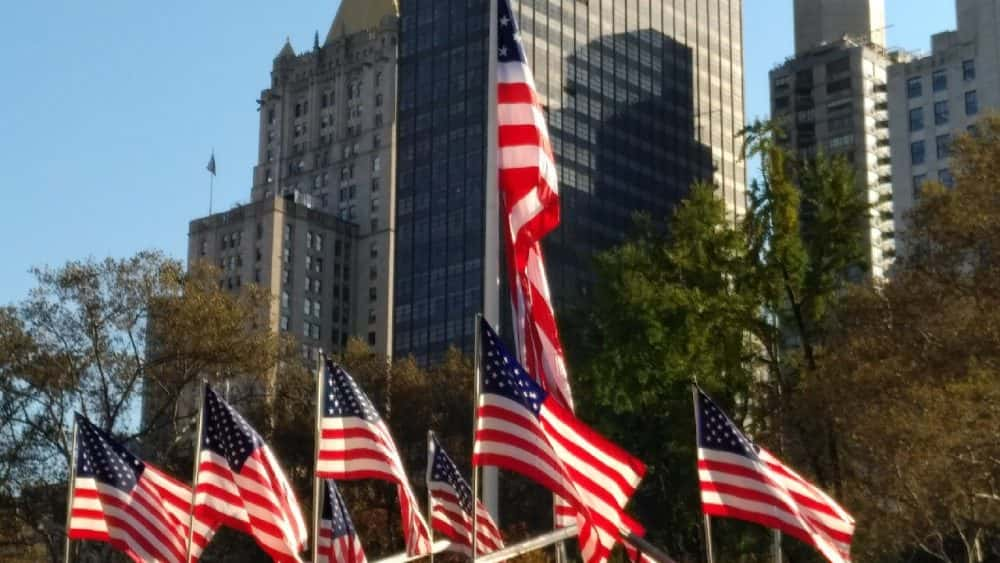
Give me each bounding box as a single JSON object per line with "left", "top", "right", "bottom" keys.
{"left": 63, "top": 417, "right": 79, "bottom": 563}
{"left": 209, "top": 171, "right": 214, "bottom": 215}
{"left": 425, "top": 431, "right": 436, "bottom": 563}
{"left": 470, "top": 315, "right": 485, "bottom": 561}
{"left": 772, "top": 530, "right": 782, "bottom": 563}
{"left": 692, "top": 384, "right": 715, "bottom": 563}
{"left": 186, "top": 381, "right": 207, "bottom": 563}
{"left": 481, "top": 0, "right": 501, "bottom": 524}
{"left": 312, "top": 354, "right": 325, "bottom": 563}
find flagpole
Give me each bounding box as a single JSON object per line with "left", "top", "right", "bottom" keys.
{"left": 312, "top": 354, "right": 324, "bottom": 563}
{"left": 471, "top": 314, "right": 484, "bottom": 562}
{"left": 209, "top": 172, "right": 214, "bottom": 216}
{"left": 186, "top": 381, "right": 207, "bottom": 563}
{"left": 63, "top": 417, "right": 79, "bottom": 563}
{"left": 692, "top": 384, "right": 715, "bottom": 563}
{"left": 425, "top": 431, "right": 435, "bottom": 563}
{"left": 772, "top": 530, "right": 782, "bottom": 563}
{"left": 481, "top": 0, "right": 500, "bottom": 524}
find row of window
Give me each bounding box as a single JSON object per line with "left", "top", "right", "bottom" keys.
{"left": 913, "top": 168, "right": 954, "bottom": 197}
{"left": 908, "top": 92, "right": 978, "bottom": 131}
{"left": 906, "top": 60, "right": 975, "bottom": 99}
{"left": 910, "top": 134, "right": 952, "bottom": 165}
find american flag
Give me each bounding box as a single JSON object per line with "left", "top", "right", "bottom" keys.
{"left": 68, "top": 415, "right": 192, "bottom": 563}
{"left": 316, "top": 479, "right": 366, "bottom": 563}
{"left": 315, "top": 362, "right": 431, "bottom": 556}
{"left": 496, "top": 0, "right": 575, "bottom": 529}
{"left": 695, "top": 388, "right": 855, "bottom": 563}
{"left": 426, "top": 434, "right": 504, "bottom": 555}
{"left": 473, "top": 319, "right": 646, "bottom": 563}
{"left": 191, "top": 385, "right": 307, "bottom": 562}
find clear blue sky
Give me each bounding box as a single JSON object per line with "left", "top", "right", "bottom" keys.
{"left": 0, "top": 1, "right": 955, "bottom": 305}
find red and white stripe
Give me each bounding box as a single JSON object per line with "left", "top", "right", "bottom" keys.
{"left": 699, "top": 446, "right": 855, "bottom": 563}
{"left": 428, "top": 482, "right": 504, "bottom": 555}
{"left": 192, "top": 446, "right": 307, "bottom": 562}
{"left": 316, "top": 523, "right": 366, "bottom": 563}
{"left": 316, "top": 416, "right": 431, "bottom": 556}
{"left": 498, "top": 57, "right": 560, "bottom": 267}
{"left": 498, "top": 8, "right": 575, "bottom": 530}
{"left": 69, "top": 465, "right": 192, "bottom": 563}
{"left": 474, "top": 390, "right": 645, "bottom": 563}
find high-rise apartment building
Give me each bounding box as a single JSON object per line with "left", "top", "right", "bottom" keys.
{"left": 770, "top": 1, "right": 897, "bottom": 279}
{"left": 794, "top": 0, "right": 886, "bottom": 55}
{"left": 187, "top": 0, "right": 399, "bottom": 358}
{"left": 393, "top": 0, "right": 747, "bottom": 364}
{"left": 888, "top": 0, "right": 999, "bottom": 256}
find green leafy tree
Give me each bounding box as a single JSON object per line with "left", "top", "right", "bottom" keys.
{"left": 567, "top": 120, "right": 870, "bottom": 561}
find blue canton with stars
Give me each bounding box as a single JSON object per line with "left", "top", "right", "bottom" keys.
{"left": 323, "top": 362, "right": 381, "bottom": 423}
{"left": 75, "top": 414, "right": 144, "bottom": 492}
{"left": 429, "top": 435, "right": 474, "bottom": 515}
{"left": 480, "top": 318, "right": 547, "bottom": 417}
{"left": 696, "top": 389, "right": 760, "bottom": 460}
{"left": 497, "top": 0, "right": 527, "bottom": 64}
{"left": 322, "top": 479, "right": 357, "bottom": 539}
{"left": 202, "top": 385, "right": 263, "bottom": 473}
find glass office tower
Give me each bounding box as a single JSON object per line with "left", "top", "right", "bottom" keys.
{"left": 394, "top": 0, "right": 746, "bottom": 364}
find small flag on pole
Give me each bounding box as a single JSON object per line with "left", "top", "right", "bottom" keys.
{"left": 206, "top": 152, "right": 216, "bottom": 176}
{"left": 427, "top": 434, "right": 504, "bottom": 556}
{"left": 695, "top": 388, "right": 855, "bottom": 563}
{"left": 315, "top": 362, "right": 432, "bottom": 556}
{"left": 474, "top": 318, "right": 646, "bottom": 563}
{"left": 317, "top": 479, "right": 367, "bottom": 563}
{"left": 191, "top": 385, "right": 308, "bottom": 562}
{"left": 67, "top": 414, "right": 193, "bottom": 563}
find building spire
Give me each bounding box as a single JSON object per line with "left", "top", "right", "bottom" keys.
{"left": 276, "top": 36, "right": 295, "bottom": 60}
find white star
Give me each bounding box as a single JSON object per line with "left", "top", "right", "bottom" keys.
{"left": 500, "top": 15, "right": 510, "bottom": 27}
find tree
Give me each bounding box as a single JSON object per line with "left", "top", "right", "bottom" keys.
{"left": 0, "top": 251, "right": 293, "bottom": 562}
{"left": 566, "top": 121, "right": 871, "bottom": 560}
{"left": 797, "top": 115, "right": 1000, "bottom": 563}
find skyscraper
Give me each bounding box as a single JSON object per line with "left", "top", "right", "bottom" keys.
{"left": 888, "top": 0, "right": 1000, "bottom": 256}
{"left": 187, "top": 0, "right": 400, "bottom": 358}
{"left": 393, "top": 0, "right": 747, "bottom": 364}
{"left": 770, "top": 0, "right": 898, "bottom": 279}
{"left": 794, "top": 0, "right": 887, "bottom": 55}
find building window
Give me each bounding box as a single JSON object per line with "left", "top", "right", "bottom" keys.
{"left": 370, "top": 242, "right": 379, "bottom": 258}
{"left": 306, "top": 232, "right": 313, "bottom": 250}
{"left": 372, "top": 156, "right": 381, "bottom": 172}
{"left": 938, "top": 168, "right": 954, "bottom": 188}
{"left": 963, "top": 59, "right": 976, "bottom": 81}
{"left": 908, "top": 108, "right": 923, "bottom": 132}
{"left": 280, "top": 316, "right": 289, "bottom": 331}
{"left": 907, "top": 77, "right": 922, "bottom": 98}
{"left": 934, "top": 101, "right": 949, "bottom": 125}
{"left": 367, "top": 332, "right": 376, "bottom": 346}
{"left": 368, "top": 308, "right": 376, "bottom": 324}
{"left": 304, "top": 299, "right": 312, "bottom": 317}
{"left": 911, "top": 140, "right": 926, "bottom": 165}
{"left": 369, "top": 287, "right": 377, "bottom": 302}
{"left": 936, "top": 134, "right": 951, "bottom": 159}
{"left": 313, "top": 300, "right": 321, "bottom": 317}
{"left": 281, "top": 291, "right": 289, "bottom": 308}
{"left": 932, "top": 69, "right": 948, "bottom": 92}
{"left": 913, "top": 174, "right": 927, "bottom": 199}
{"left": 965, "top": 90, "right": 979, "bottom": 115}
